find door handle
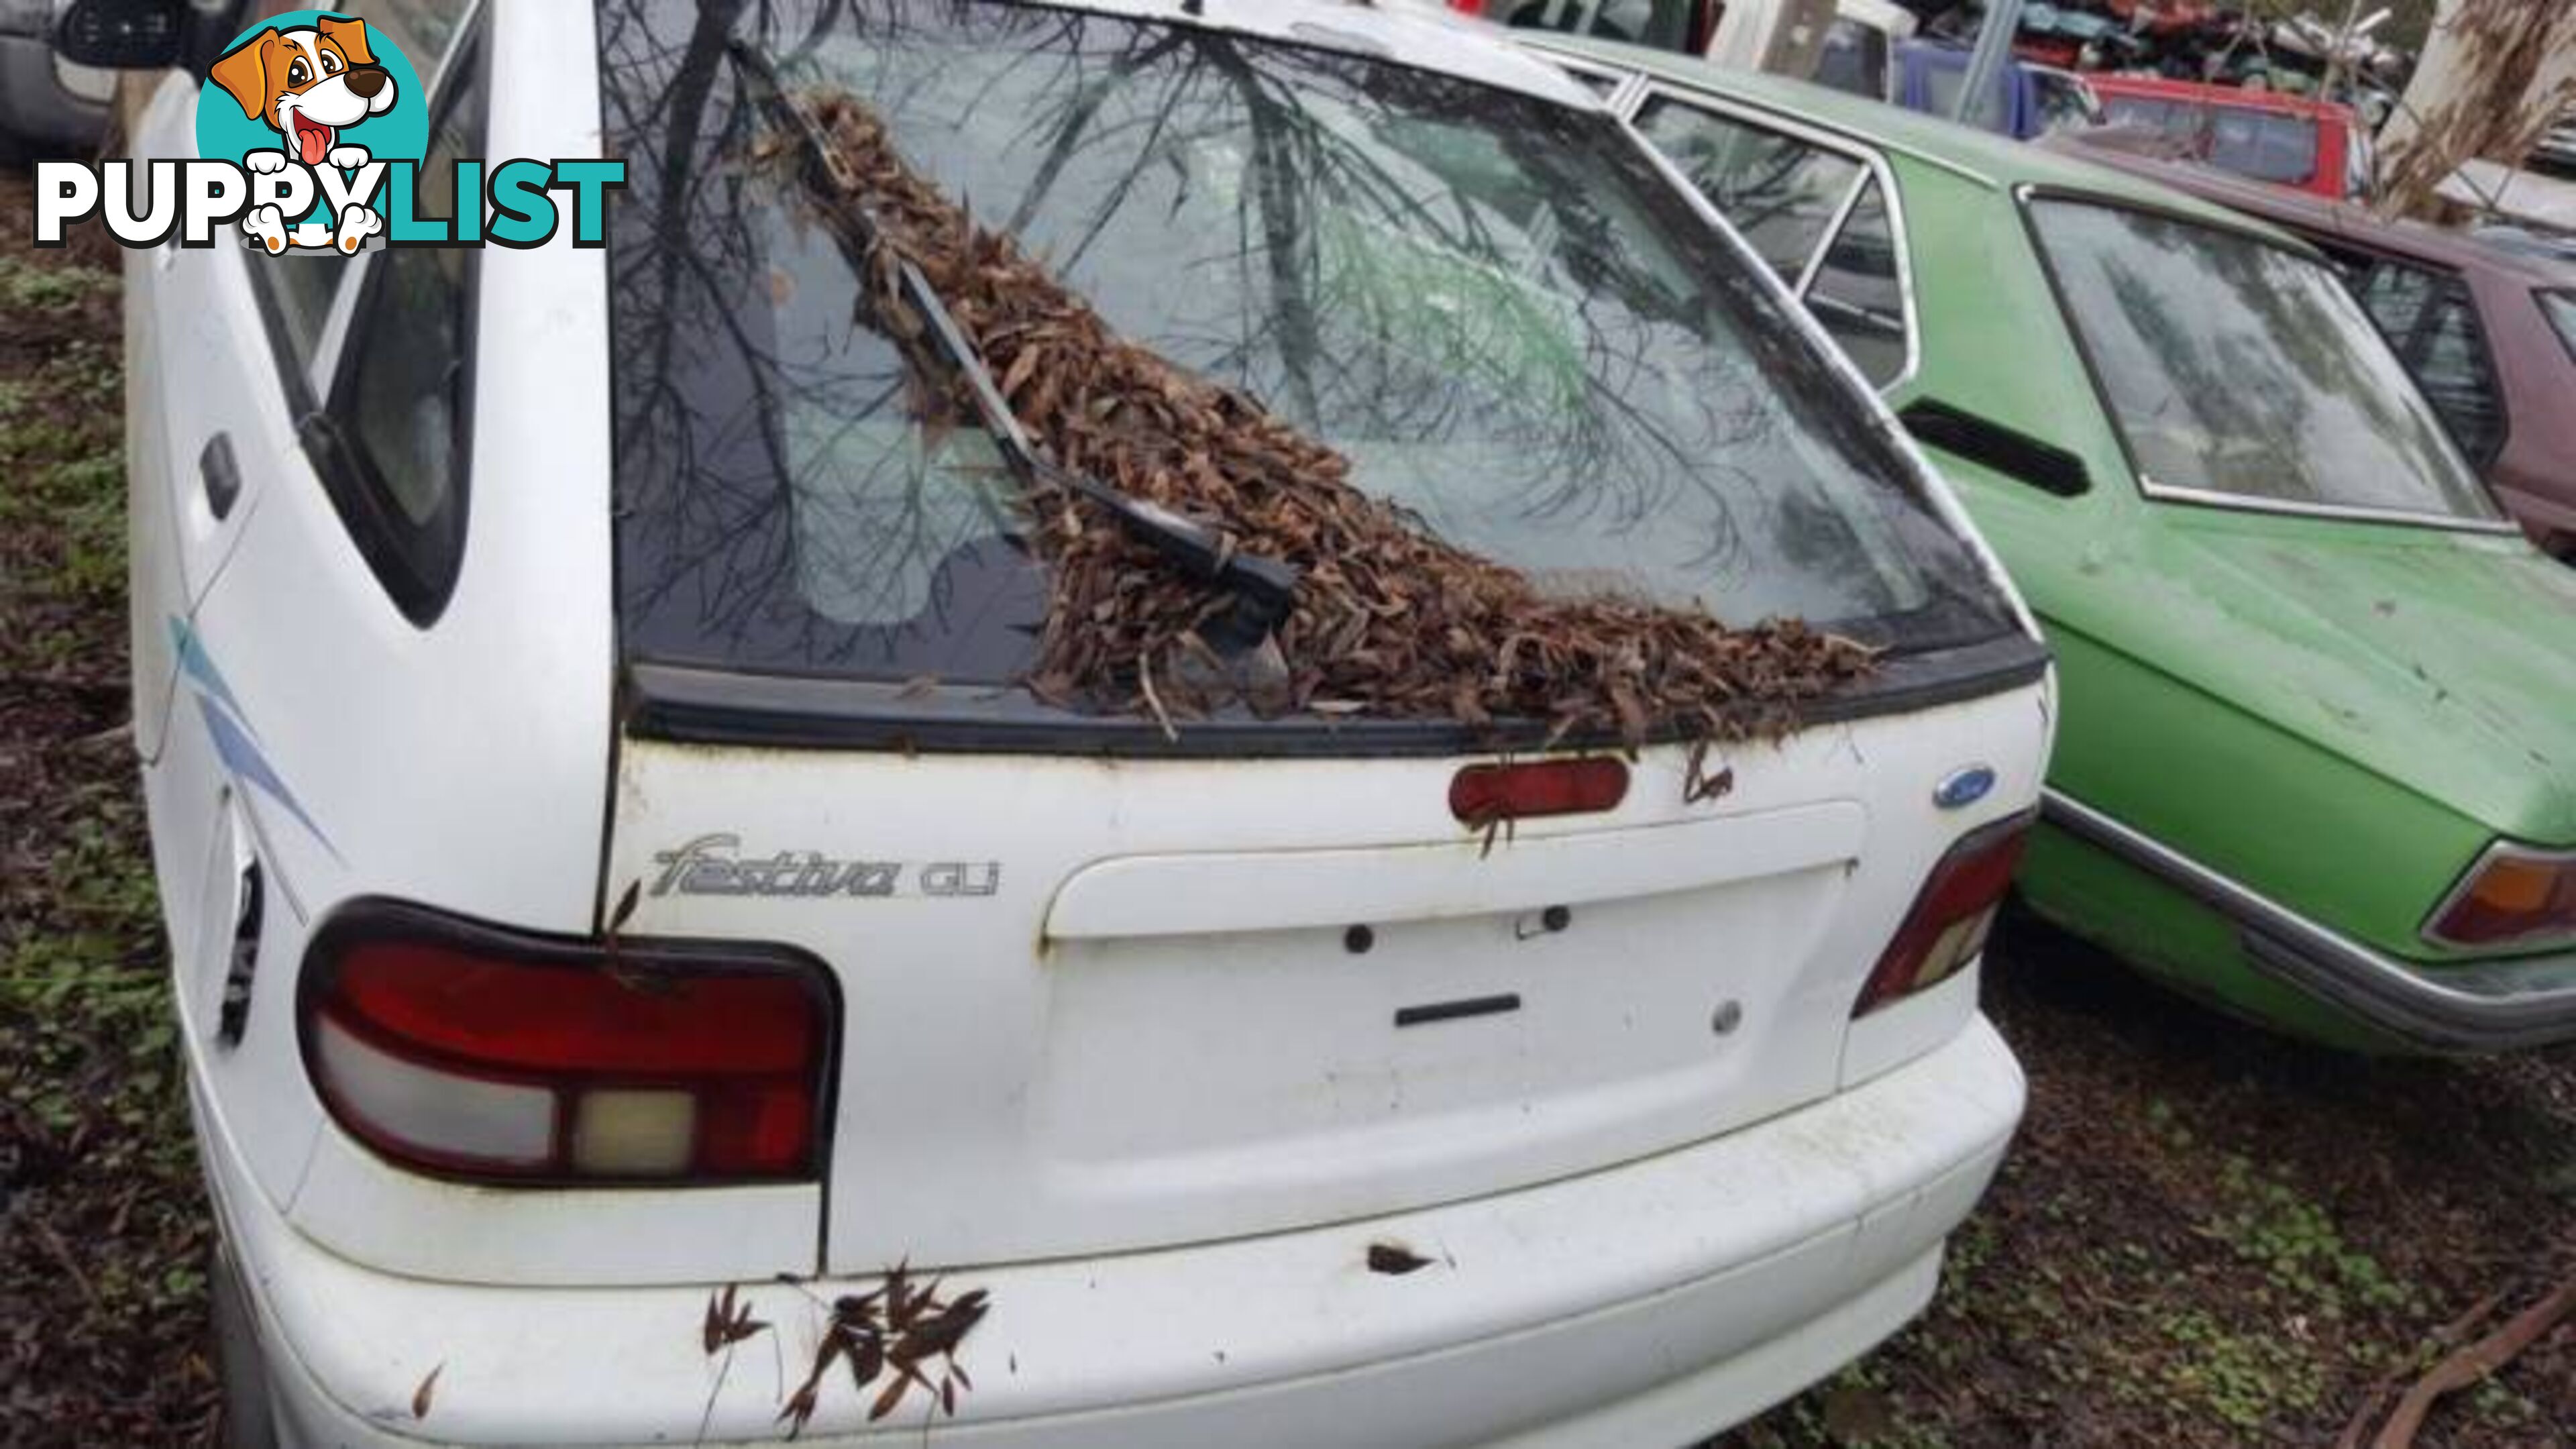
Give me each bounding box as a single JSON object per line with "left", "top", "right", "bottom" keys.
{"left": 200, "top": 434, "right": 241, "bottom": 521}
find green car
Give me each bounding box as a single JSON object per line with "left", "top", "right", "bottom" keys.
{"left": 1532, "top": 37, "right": 2576, "bottom": 1052}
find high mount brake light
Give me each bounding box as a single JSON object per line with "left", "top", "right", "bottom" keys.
{"left": 2425, "top": 843, "right": 2576, "bottom": 951}
{"left": 1450, "top": 759, "right": 1629, "bottom": 827}
{"left": 1853, "top": 812, "right": 2035, "bottom": 1018}
{"left": 299, "top": 902, "right": 836, "bottom": 1185}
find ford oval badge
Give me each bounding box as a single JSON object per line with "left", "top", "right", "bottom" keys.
{"left": 1935, "top": 765, "right": 1997, "bottom": 811}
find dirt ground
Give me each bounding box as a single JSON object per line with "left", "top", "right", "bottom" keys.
{"left": 1, "top": 166, "right": 2571, "bottom": 1448}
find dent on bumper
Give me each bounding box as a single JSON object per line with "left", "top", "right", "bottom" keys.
{"left": 213, "top": 1020, "right": 2023, "bottom": 1449}
{"left": 2045, "top": 790, "right": 2576, "bottom": 1052}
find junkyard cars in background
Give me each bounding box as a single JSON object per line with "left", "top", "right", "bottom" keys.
{"left": 1890, "top": 40, "right": 2101, "bottom": 140}
{"left": 91, "top": 0, "right": 2057, "bottom": 1443}
{"left": 2058, "top": 143, "right": 2576, "bottom": 561}
{"left": 1539, "top": 36, "right": 2576, "bottom": 1055}
{"left": 2086, "top": 73, "right": 2372, "bottom": 201}
{"left": 1454, "top": 0, "right": 1918, "bottom": 100}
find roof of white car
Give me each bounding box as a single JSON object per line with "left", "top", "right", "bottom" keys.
{"left": 1034, "top": 0, "right": 1603, "bottom": 109}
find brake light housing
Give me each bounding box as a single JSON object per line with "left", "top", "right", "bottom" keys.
{"left": 1853, "top": 812, "right": 2034, "bottom": 1018}
{"left": 1450, "top": 757, "right": 1629, "bottom": 828}
{"left": 2424, "top": 842, "right": 2576, "bottom": 951}
{"left": 299, "top": 901, "right": 837, "bottom": 1185}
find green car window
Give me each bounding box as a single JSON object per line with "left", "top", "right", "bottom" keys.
{"left": 2029, "top": 199, "right": 2503, "bottom": 525}
{"left": 1631, "top": 97, "right": 1864, "bottom": 276}
{"left": 1805, "top": 178, "right": 1908, "bottom": 387}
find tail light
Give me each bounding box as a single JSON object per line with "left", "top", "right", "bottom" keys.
{"left": 2425, "top": 842, "right": 2576, "bottom": 951}
{"left": 300, "top": 902, "right": 836, "bottom": 1184}
{"left": 1853, "top": 812, "right": 2033, "bottom": 1018}
{"left": 1450, "top": 757, "right": 1628, "bottom": 827}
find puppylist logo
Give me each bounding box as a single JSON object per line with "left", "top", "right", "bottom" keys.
{"left": 30, "top": 10, "right": 621, "bottom": 254}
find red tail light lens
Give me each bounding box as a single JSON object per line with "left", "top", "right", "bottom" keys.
{"left": 301, "top": 902, "right": 835, "bottom": 1184}
{"left": 1853, "top": 812, "right": 2034, "bottom": 1018}
{"left": 2425, "top": 843, "right": 2576, "bottom": 951}
{"left": 1450, "top": 758, "right": 1629, "bottom": 827}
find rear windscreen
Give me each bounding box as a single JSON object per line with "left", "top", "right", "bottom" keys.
{"left": 600, "top": 0, "right": 2013, "bottom": 700}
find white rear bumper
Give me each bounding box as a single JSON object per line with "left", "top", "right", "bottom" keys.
{"left": 213, "top": 1017, "right": 2023, "bottom": 1449}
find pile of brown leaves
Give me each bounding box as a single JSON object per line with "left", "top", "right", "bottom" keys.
{"left": 785, "top": 94, "right": 1876, "bottom": 747}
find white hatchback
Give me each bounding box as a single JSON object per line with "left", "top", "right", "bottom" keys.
{"left": 106, "top": 1, "right": 2049, "bottom": 1444}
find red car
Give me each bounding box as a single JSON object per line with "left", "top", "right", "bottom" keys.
{"left": 2086, "top": 75, "right": 2372, "bottom": 201}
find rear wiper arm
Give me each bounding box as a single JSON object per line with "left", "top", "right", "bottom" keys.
{"left": 729, "top": 46, "right": 1299, "bottom": 655}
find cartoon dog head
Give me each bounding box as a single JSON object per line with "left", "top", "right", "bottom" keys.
{"left": 209, "top": 17, "right": 398, "bottom": 168}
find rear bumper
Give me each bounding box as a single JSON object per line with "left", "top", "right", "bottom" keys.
{"left": 2044, "top": 790, "right": 2576, "bottom": 1053}
{"left": 209, "top": 1019, "right": 2024, "bottom": 1449}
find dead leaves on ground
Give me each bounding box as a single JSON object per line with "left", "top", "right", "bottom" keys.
{"left": 770, "top": 95, "right": 1876, "bottom": 752}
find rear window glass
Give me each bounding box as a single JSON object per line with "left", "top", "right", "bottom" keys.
{"left": 2102, "top": 95, "right": 2195, "bottom": 141}
{"left": 2206, "top": 107, "right": 2319, "bottom": 186}
{"left": 2029, "top": 199, "right": 2502, "bottom": 524}
{"left": 602, "top": 1, "right": 2012, "bottom": 701}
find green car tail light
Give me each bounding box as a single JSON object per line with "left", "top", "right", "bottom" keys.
{"left": 1853, "top": 812, "right": 2035, "bottom": 1018}
{"left": 300, "top": 901, "right": 837, "bottom": 1185}
{"left": 2425, "top": 843, "right": 2576, "bottom": 952}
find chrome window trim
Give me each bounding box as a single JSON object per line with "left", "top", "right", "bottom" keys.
{"left": 1790, "top": 168, "right": 1871, "bottom": 297}
{"left": 2422, "top": 838, "right": 2576, "bottom": 953}
{"left": 2132, "top": 477, "right": 2524, "bottom": 534}
{"left": 1623, "top": 80, "right": 1923, "bottom": 392}
{"left": 1540, "top": 50, "right": 1648, "bottom": 111}
{"left": 2012, "top": 182, "right": 2520, "bottom": 535}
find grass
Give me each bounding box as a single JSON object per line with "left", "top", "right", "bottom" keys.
{"left": 0, "top": 174, "right": 219, "bottom": 1446}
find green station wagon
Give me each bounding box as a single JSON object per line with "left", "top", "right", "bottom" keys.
{"left": 1535, "top": 38, "right": 2576, "bottom": 1052}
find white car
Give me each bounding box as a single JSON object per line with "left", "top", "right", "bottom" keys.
{"left": 111, "top": 1, "right": 2049, "bottom": 1445}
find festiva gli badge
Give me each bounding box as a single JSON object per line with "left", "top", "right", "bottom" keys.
{"left": 30, "top": 9, "right": 621, "bottom": 254}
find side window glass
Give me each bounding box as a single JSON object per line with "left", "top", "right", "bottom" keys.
{"left": 2353, "top": 262, "right": 2502, "bottom": 468}
{"left": 1803, "top": 178, "right": 1907, "bottom": 386}
{"left": 2357, "top": 260, "right": 2438, "bottom": 345}
{"left": 1631, "top": 98, "right": 1862, "bottom": 277}
{"left": 241, "top": 0, "right": 476, "bottom": 381}
{"left": 2410, "top": 281, "right": 2506, "bottom": 467}
{"left": 315, "top": 38, "right": 484, "bottom": 621}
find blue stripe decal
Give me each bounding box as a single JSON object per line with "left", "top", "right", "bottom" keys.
{"left": 170, "top": 617, "right": 254, "bottom": 739}
{"left": 172, "top": 615, "right": 337, "bottom": 859}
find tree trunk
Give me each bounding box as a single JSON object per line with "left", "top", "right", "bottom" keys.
{"left": 2376, "top": 0, "right": 2576, "bottom": 221}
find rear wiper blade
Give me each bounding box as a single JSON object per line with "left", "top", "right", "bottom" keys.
{"left": 729, "top": 46, "right": 1299, "bottom": 655}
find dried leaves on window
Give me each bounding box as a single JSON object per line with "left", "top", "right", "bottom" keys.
{"left": 771, "top": 95, "right": 1876, "bottom": 749}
